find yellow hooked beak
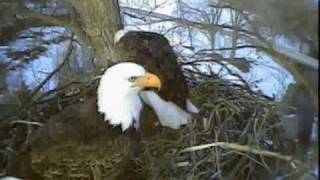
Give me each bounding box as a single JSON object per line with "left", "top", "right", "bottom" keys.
{"left": 134, "top": 72, "right": 161, "bottom": 91}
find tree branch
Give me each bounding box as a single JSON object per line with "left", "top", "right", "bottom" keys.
{"left": 18, "top": 10, "right": 91, "bottom": 48}
{"left": 29, "top": 34, "right": 74, "bottom": 99}
{"left": 122, "top": 7, "right": 257, "bottom": 36}
{"left": 122, "top": 6, "right": 318, "bottom": 70}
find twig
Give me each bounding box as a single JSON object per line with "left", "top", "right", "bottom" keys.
{"left": 180, "top": 142, "right": 302, "bottom": 168}
{"left": 29, "top": 33, "right": 74, "bottom": 99}
{"left": 11, "top": 120, "right": 44, "bottom": 127}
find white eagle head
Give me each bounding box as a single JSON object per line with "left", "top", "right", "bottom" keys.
{"left": 97, "top": 62, "right": 161, "bottom": 131}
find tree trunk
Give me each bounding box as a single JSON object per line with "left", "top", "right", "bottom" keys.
{"left": 63, "top": 0, "right": 123, "bottom": 67}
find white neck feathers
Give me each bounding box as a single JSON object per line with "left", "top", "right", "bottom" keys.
{"left": 97, "top": 73, "right": 143, "bottom": 131}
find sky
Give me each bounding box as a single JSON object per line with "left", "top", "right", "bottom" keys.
{"left": 0, "top": 0, "right": 298, "bottom": 103}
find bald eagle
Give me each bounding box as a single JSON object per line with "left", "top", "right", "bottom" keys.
{"left": 97, "top": 30, "right": 198, "bottom": 131}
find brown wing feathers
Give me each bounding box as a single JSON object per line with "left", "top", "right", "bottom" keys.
{"left": 115, "top": 31, "right": 189, "bottom": 108}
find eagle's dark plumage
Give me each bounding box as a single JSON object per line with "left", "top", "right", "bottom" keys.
{"left": 115, "top": 31, "right": 189, "bottom": 108}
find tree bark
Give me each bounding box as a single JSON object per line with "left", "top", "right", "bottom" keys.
{"left": 62, "top": 0, "right": 123, "bottom": 67}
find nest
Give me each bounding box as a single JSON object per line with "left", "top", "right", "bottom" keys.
{"left": 133, "top": 77, "right": 316, "bottom": 180}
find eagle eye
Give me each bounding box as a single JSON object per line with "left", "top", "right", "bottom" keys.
{"left": 128, "top": 76, "right": 139, "bottom": 82}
